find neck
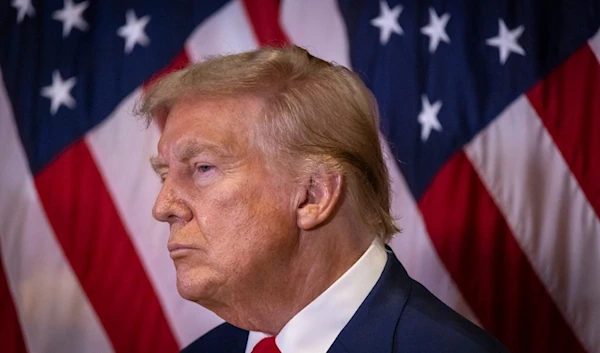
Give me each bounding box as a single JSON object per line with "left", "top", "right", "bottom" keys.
{"left": 213, "top": 219, "right": 374, "bottom": 335}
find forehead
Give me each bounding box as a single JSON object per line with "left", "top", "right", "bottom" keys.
{"left": 157, "top": 95, "right": 264, "bottom": 158}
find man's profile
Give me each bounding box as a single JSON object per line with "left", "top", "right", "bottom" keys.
{"left": 138, "top": 45, "right": 508, "bottom": 353}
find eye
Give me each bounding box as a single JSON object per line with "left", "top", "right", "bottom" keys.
{"left": 196, "top": 164, "right": 214, "bottom": 173}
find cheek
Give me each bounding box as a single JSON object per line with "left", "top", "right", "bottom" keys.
{"left": 197, "top": 179, "right": 296, "bottom": 264}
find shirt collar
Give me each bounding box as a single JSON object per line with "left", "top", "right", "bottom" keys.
{"left": 245, "top": 238, "right": 388, "bottom": 353}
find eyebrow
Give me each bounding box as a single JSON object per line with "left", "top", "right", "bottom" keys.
{"left": 175, "top": 140, "right": 232, "bottom": 161}
{"left": 149, "top": 140, "right": 233, "bottom": 174}
{"left": 150, "top": 156, "right": 166, "bottom": 175}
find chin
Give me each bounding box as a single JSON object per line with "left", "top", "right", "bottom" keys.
{"left": 176, "top": 281, "right": 201, "bottom": 301}
{"left": 175, "top": 267, "right": 219, "bottom": 303}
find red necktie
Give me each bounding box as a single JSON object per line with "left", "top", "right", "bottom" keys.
{"left": 252, "top": 337, "right": 281, "bottom": 353}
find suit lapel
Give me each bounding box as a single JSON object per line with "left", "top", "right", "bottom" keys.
{"left": 327, "top": 247, "right": 412, "bottom": 353}
{"left": 220, "top": 326, "right": 249, "bottom": 353}
{"left": 182, "top": 323, "right": 249, "bottom": 353}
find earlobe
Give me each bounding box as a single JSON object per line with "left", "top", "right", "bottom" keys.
{"left": 296, "top": 172, "right": 343, "bottom": 230}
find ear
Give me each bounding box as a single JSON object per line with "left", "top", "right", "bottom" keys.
{"left": 296, "top": 172, "right": 343, "bottom": 230}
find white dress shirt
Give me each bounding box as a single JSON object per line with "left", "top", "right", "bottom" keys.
{"left": 244, "top": 238, "right": 388, "bottom": 353}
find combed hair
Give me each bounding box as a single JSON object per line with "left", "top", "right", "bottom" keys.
{"left": 136, "top": 45, "right": 400, "bottom": 242}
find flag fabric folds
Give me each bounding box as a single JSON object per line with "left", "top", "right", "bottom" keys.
{"left": 1, "top": 0, "right": 599, "bottom": 352}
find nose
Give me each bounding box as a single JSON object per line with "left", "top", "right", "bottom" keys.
{"left": 152, "top": 179, "right": 192, "bottom": 224}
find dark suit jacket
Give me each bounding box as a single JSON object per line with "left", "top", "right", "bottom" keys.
{"left": 182, "top": 247, "right": 509, "bottom": 353}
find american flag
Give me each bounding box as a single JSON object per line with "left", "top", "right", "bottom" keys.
{"left": 1, "top": 0, "right": 599, "bottom": 352}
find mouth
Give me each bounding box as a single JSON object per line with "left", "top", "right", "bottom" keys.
{"left": 167, "top": 243, "right": 197, "bottom": 259}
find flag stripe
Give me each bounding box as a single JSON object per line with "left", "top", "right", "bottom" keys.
{"left": 465, "top": 95, "right": 600, "bottom": 353}
{"left": 382, "top": 138, "right": 480, "bottom": 325}
{"left": 590, "top": 29, "right": 600, "bottom": 63}
{"left": 86, "top": 88, "right": 223, "bottom": 348}
{"left": 185, "top": 0, "right": 259, "bottom": 63}
{"left": 0, "top": 249, "right": 28, "bottom": 353}
{"left": 280, "top": 0, "right": 351, "bottom": 69}
{"left": 34, "top": 140, "right": 179, "bottom": 353}
{"left": 419, "top": 151, "right": 586, "bottom": 353}
{"left": 144, "top": 50, "right": 191, "bottom": 91}
{"left": 526, "top": 44, "right": 600, "bottom": 221}
{"left": 0, "top": 73, "right": 113, "bottom": 353}
{"left": 242, "top": 0, "right": 290, "bottom": 46}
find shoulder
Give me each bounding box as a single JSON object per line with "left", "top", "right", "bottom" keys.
{"left": 181, "top": 323, "right": 248, "bottom": 353}
{"left": 393, "top": 279, "right": 509, "bottom": 353}
{"left": 332, "top": 248, "right": 509, "bottom": 353}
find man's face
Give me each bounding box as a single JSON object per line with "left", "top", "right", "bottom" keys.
{"left": 151, "top": 95, "right": 300, "bottom": 307}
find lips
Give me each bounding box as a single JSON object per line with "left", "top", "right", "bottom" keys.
{"left": 167, "top": 243, "right": 196, "bottom": 252}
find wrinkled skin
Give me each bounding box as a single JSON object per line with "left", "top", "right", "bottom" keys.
{"left": 152, "top": 96, "right": 302, "bottom": 315}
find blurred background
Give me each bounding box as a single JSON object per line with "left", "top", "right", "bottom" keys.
{"left": 1, "top": 0, "right": 599, "bottom": 352}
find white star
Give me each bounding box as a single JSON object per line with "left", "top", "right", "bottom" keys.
{"left": 11, "top": 0, "right": 35, "bottom": 23}
{"left": 41, "top": 71, "right": 77, "bottom": 115}
{"left": 370, "top": 1, "right": 403, "bottom": 45}
{"left": 420, "top": 8, "right": 451, "bottom": 53}
{"left": 418, "top": 95, "right": 443, "bottom": 142}
{"left": 117, "top": 10, "right": 151, "bottom": 54}
{"left": 486, "top": 19, "right": 526, "bottom": 64}
{"left": 52, "top": 0, "right": 89, "bottom": 38}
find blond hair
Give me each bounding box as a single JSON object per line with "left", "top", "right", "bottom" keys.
{"left": 137, "top": 45, "right": 399, "bottom": 242}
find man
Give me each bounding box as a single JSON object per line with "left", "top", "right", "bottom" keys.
{"left": 139, "top": 45, "right": 508, "bottom": 353}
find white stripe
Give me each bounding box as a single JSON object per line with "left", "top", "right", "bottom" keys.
{"left": 382, "top": 138, "right": 480, "bottom": 325}
{"left": 465, "top": 96, "right": 600, "bottom": 353}
{"left": 185, "top": 0, "right": 258, "bottom": 63}
{"left": 589, "top": 27, "right": 600, "bottom": 63}
{"left": 86, "top": 90, "right": 222, "bottom": 348}
{"left": 281, "top": 0, "right": 351, "bottom": 69}
{"left": 281, "top": 0, "right": 479, "bottom": 326}
{"left": 0, "top": 73, "right": 113, "bottom": 353}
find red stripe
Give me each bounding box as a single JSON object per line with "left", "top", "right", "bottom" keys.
{"left": 144, "top": 50, "right": 191, "bottom": 90}
{"left": 527, "top": 44, "right": 600, "bottom": 219}
{"left": 242, "top": 0, "right": 290, "bottom": 46}
{"left": 34, "top": 140, "right": 179, "bottom": 353}
{"left": 419, "top": 152, "right": 586, "bottom": 353}
{"left": 0, "top": 252, "right": 28, "bottom": 353}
